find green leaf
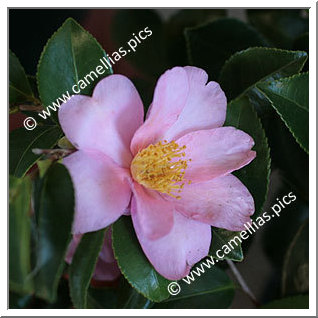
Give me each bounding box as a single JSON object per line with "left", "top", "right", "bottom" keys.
{"left": 247, "top": 9, "right": 308, "bottom": 49}
{"left": 225, "top": 95, "right": 271, "bottom": 218}
{"left": 257, "top": 73, "right": 309, "bottom": 153}
{"left": 9, "top": 50, "right": 35, "bottom": 105}
{"left": 219, "top": 47, "right": 307, "bottom": 101}
{"left": 37, "top": 18, "right": 112, "bottom": 123}
{"left": 185, "top": 18, "right": 267, "bottom": 80}
{"left": 116, "top": 278, "right": 153, "bottom": 309}
{"left": 9, "top": 176, "right": 34, "bottom": 294}
{"left": 262, "top": 294, "right": 309, "bottom": 309}
{"left": 166, "top": 9, "right": 226, "bottom": 66}
{"left": 9, "top": 292, "right": 33, "bottom": 309}
{"left": 282, "top": 220, "right": 309, "bottom": 296}
{"left": 112, "top": 216, "right": 171, "bottom": 302}
{"left": 210, "top": 228, "right": 243, "bottom": 262}
{"left": 34, "top": 163, "right": 75, "bottom": 303}
{"left": 9, "top": 125, "right": 63, "bottom": 178}
{"left": 69, "top": 228, "right": 106, "bottom": 309}
{"left": 155, "top": 265, "right": 235, "bottom": 309}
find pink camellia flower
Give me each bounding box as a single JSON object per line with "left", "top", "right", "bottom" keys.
{"left": 59, "top": 66, "right": 255, "bottom": 280}
{"left": 66, "top": 229, "right": 121, "bottom": 282}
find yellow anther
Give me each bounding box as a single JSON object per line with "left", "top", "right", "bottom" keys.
{"left": 131, "top": 140, "right": 191, "bottom": 198}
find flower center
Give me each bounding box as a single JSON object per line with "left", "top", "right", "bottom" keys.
{"left": 131, "top": 140, "right": 191, "bottom": 199}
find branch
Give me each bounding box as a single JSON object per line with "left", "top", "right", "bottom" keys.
{"left": 226, "top": 259, "right": 260, "bottom": 307}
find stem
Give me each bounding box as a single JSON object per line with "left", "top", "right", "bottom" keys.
{"left": 19, "top": 104, "right": 43, "bottom": 112}
{"left": 226, "top": 259, "right": 260, "bottom": 307}
{"left": 32, "top": 148, "right": 75, "bottom": 160}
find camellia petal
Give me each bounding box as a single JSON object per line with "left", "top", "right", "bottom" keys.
{"left": 174, "top": 174, "right": 255, "bottom": 231}
{"left": 63, "top": 150, "right": 132, "bottom": 234}
{"left": 164, "top": 66, "right": 227, "bottom": 141}
{"left": 131, "top": 183, "right": 174, "bottom": 240}
{"left": 177, "top": 126, "right": 256, "bottom": 183}
{"left": 132, "top": 211, "right": 211, "bottom": 280}
{"left": 130, "top": 67, "right": 189, "bottom": 155}
{"left": 59, "top": 75, "right": 144, "bottom": 168}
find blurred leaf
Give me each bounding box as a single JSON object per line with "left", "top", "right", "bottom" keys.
{"left": 263, "top": 179, "right": 308, "bottom": 269}
{"left": 9, "top": 50, "right": 35, "bottom": 105}
{"left": 9, "top": 125, "right": 62, "bottom": 178}
{"left": 34, "top": 163, "right": 74, "bottom": 303}
{"left": 27, "top": 75, "right": 40, "bottom": 99}
{"left": 57, "top": 136, "right": 74, "bottom": 150}
{"left": 210, "top": 228, "right": 243, "bottom": 262}
{"left": 225, "top": 95, "right": 271, "bottom": 218}
{"left": 282, "top": 220, "right": 309, "bottom": 296}
{"left": 9, "top": 292, "right": 32, "bottom": 309}
{"left": 69, "top": 228, "right": 106, "bottom": 309}
{"left": 87, "top": 287, "right": 118, "bottom": 309}
{"left": 185, "top": 18, "right": 267, "bottom": 80}
{"left": 262, "top": 294, "right": 309, "bottom": 309}
{"left": 37, "top": 18, "right": 112, "bottom": 123}
{"left": 165, "top": 9, "right": 225, "bottom": 66}
{"left": 37, "top": 159, "right": 53, "bottom": 178}
{"left": 111, "top": 9, "right": 165, "bottom": 76}
{"left": 116, "top": 277, "right": 153, "bottom": 309}
{"left": 9, "top": 176, "right": 33, "bottom": 294}
{"left": 247, "top": 9, "right": 308, "bottom": 49}
{"left": 257, "top": 73, "right": 308, "bottom": 153}
{"left": 155, "top": 264, "right": 235, "bottom": 309}
{"left": 112, "top": 216, "right": 171, "bottom": 302}
{"left": 219, "top": 47, "right": 307, "bottom": 101}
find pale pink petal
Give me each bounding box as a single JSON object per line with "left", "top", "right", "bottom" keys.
{"left": 130, "top": 67, "right": 189, "bottom": 155}
{"left": 174, "top": 174, "right": 254, "bottom": 231}
{"left": 164, "top": 66, "right": 227, "bottom": 140}
{"left": 59, "top": 75, "right": 144, "bottom": 167}
{"left": 131, "top": 182, "right": 174, "bottom": 240}
{"left": 132, "top": 212, "right": 211, "bottom": 280}
{"left": 99, "top": 228, "right": 116, "bottom": 263}
{"left": 93, "top": 258, "right": 121, "bottom": 281}
{"left": 63, "top": 150, "right": 132, "bottom": 234}
{"left": 93, "top": 228, "right": 121, "bottom": 281}
{"left": 177, "top": 127, "right": 256, "bottom": 183}
{"left": 65, "top": 234, "right": 82, "bottom": 264}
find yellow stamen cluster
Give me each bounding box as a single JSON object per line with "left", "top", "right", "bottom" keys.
{"left": 131, "top": 140, "right": 191, "bottom": 199}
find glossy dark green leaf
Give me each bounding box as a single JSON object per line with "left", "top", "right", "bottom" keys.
{"left": 247, "top": 9, "right": 308, "bottom": 49}
{"left": 9, "top": 125, "right": 63, "bottom": 178}
{"left": 210, "top": 228, "right": 243, "bottom": 262}
{"left": 225, "top": 95, "right": 271, "bottom": 218}
{"left": 116, "top": 277, "right": 153, "bottom": 309}
{"left": 257, "top": 73, "right": 308, "bottom": 153}
{"left": 34, "top": 163, "right": 75, "bottom": 303}
{"left": 262, "top": 294, "right": 309, "bottom": 309}
{"left": 37, "top": 18, "right": 112, "bottom": 123}
{"left": 282, "top": 220, "right": 309, "bottom": 296}
{"left": 112, "top": 216, "right": 171, "bottom": 302}
{"left": 155, "top": 264, "right": 235, "bottom": 309}
{"left": 111, "top": 9, "right": 165, "bottom": 76}
{"left": 69, "top": 228, "right": 106, "bottom": 309}
{"left": 219, "top": 47, "right": 307, "bottom": 101}
{"left": 185, "top": 18, "right": 267, "bottom": 80}
{"left": 166, "top": 9, "right": 226, "bottom": 66}
{"left": 9, "top": 176, "right": 33, "bottom": 294}
{"left": 9, "top": 50, "right": 35, "bottom": 105}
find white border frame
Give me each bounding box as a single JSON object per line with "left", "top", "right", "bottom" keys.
{"left": 3, "top": 1, "right": 316, "bottom": 316}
